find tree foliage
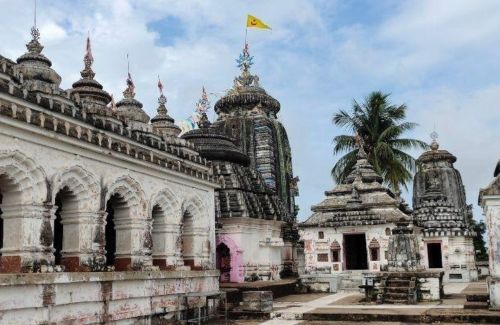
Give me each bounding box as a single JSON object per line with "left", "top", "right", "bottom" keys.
{"left": 332, "top": 91, "right": 428, "bottom": 191}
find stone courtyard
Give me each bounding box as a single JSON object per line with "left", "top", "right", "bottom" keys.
{"left": 209, "top": 280, "right": 500, "bottom": 324}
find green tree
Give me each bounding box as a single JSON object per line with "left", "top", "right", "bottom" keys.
{"left": 332, "top": 91, "right": 428, "bottom": 191}
{"left": 471, "top": 219, "right": 488, "bottom": 261}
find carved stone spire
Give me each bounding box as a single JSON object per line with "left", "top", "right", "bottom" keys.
{"left": 195, "top": 87, "right": 211, "bottom": 129}
{"left": 71, "top": 36, "right": 112, "bottom": 112}
{"left": 233, "top": 42, "right": 260, "bottom": 89}
{"left": 151, "top": 77, "right": 180, "bottom": 137}
{"left": 116, "top": 67, "right": 150, "bottom": 124}
{"left": 14, "top": 3, "right": 62, "bottom": 90}
{"left": 80, "top": 35, "right": 95, "bottom": 80}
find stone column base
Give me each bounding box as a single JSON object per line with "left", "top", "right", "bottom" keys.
{"left": 0, "top": 256, "right": 22, "bottom": 273}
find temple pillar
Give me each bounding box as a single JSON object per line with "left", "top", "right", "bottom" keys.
{"left": 0, "top": 203, "right": 52, "bottom": 272}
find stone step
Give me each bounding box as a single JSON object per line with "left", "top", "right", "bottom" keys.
{"left": 466, "top": 294, "right": 489, "bottom": 302}
{"left": 464, "top": 301, "right": 489, "bottom": 309}
{"left": 385, "top": 292, "right": 408, "bottom": 299}
{"left": 384, "top": 298, "right": 408, "bottom": 304}
{"left": 386, "top": 286, "right": 409, "bottom": 293}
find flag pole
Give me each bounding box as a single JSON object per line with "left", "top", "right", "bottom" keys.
{"left": 245, "top": 26, "right": 248, "bottom": 45}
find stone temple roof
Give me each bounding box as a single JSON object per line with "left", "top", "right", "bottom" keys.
{"left": 413, "top": 137, "right": 475, "bottom": 237}
{"left": 14, "top": 26, "right": 62, "bottom": 91}
{"left": 182, "top": 126, "right": 249, "bottom": 166}
{"left": 214, "top": 43, "right": 280, "bottom": 118}
{"left": 301, "top": 147, "right": 410, "bottom": 228}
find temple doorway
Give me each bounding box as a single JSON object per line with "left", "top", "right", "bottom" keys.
{"left": 216, "top": 243, "right": 231, "bottom": 282}
{"left": 427, "top": 242, "right": 443, "bottom": 268}
{"left": 105, "top": 194, "right": 123, "bottom": 267}
{"left": 344, "top": 233, "right": 368, "bottom": 270}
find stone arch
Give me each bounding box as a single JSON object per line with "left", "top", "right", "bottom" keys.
{"left": 105, "top": 175, "right": 146, "bottom": 218}
{"left": 51, "top": 165, "right": 100, "bottom": 212}
{"left": 0, "top": 150, "right": 47, "bottom": 205}
{"left": 216, "top": 235, "right": 244, "bottom": 283}
{"left": 149, "top": 188, "right": 181, "bottom": 269}
{"left": 50, "top": 166, "right": 101, "bottom": 269}
{"left": 149, "top": 188, "right": 180, "bottom": 222}
{"left": 0, "top": 150, "right": 48, "bottom": 272}
{"left": 104, "top": 175, "right": 147, "bottom": 270}
{"left": 179, "top": 193, "right": 208, "bottom": 268}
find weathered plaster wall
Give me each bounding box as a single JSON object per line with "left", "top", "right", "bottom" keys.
{"left": 482, "top": 195, "right": 500, "bottom": 308}
{"left": 217, "top": 218, "right": 284, "bottom": 281}
{"left": 0, "top": 271, "right": 219, "bottom": 324}
{"left": 418, "top": 236, "right": 477, "bottom": 282}
{"left": 300, "top": 225, "right": 393, "bottom": 274}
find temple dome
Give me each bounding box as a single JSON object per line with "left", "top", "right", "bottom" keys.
{"left": 151, "top": 93, "right": 181, "bottom": 137}
{"left": 413, "top": 137, "right": 467, "bottom": 210}
{"left": 182, "top": 125, "right": 250, "bottom": 166}
{"left": 116, "top": 86, "right": 150, "bottom": 124}
{"left": 14, "top": 27, "right": 62, "bottom": 89}
{"left": 214, "top": 43, "right": 280, "bottom": 118}
{"left": 71, "top": 37, "right": 112, "bottom": 114}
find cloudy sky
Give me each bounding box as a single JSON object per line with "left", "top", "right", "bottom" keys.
{"left": 0, "top": 0, "right": 499, "bottom": 221}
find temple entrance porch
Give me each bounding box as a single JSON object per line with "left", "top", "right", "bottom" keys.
{"left": 344, "top": 233, "right": 368, "bottom": 270}
{"left": 428, "top": 242, "right": 443, "bottom": 269}
{"left": 216, "top": 242, "right": 231, "bottom": 282}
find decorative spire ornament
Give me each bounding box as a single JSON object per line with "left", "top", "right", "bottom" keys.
{"left": 195, "top": 87, "right": 211, "bottom": 128}
{"left": 430, "top": 130, "right": 439, "bottom": 151}
{"left": 156, "top": 76, "right": 168, "bottom": 117}
{"left": 233, "top": 42, "right": 259, "bottom": 89}
{"left": 26, "top": 0, "right": 43, "bottom": 54}
{"left": 236, "top": 42, "right": 254, "bottom": 74}
{"left": 80, "top": 34, "right": 95, "bottom": 79}
{"left": 124, "top": 54, "right": 136, "bottom": 98}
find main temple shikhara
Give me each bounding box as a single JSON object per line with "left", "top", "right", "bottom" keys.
{"left": 0, "top": 18, "right": 298, "bottom": 323}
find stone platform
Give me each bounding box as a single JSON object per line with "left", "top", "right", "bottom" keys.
{"left": 0, "top": 270, "right": 219, "bottom": 324}
{"left": 221, "top": 279, "right": 297, "bottom": 303}
{"left": 247, "top": 281, "right": 497, "bottom": 325}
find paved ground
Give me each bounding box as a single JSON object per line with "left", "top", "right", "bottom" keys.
{"left": 237, "top": 281, "right": 490, "bottom": 325}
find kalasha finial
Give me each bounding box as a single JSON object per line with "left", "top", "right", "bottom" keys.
{"left": 26, "top": 0, "right": 43, "bottom": 54}
{"left": 124, "top": 55, "right": 135, "bottom": 98}
{"left": 157, "top": 76, "right": 166, "bottom": 105}
{"left": 196, "top": 87, "right": 211, "bottom": 128}
{"left": 196, "top": 86, "right": 210, "bottom": 114}
{"left": 236, "top": 42, "right": 254, "bottom": 74}
{"left": 81, "top": 34, "right": 95, "bottom": 79}
{"left": 430, "top": 130, "right": 439, "bottom": 151}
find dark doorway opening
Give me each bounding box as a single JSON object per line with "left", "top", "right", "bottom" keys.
{"left": 53, "top": 193, "right": 64, "bottom": 265}
{"left": 53, "top": 187, "right": 76, "bottom": 265}
{"left": 427, "top": 242, "right": 443, "bottom": 268}
{"left": 344, "top": 233, "right": 368, "bottom": 270}
{"left": 105, "top": 194, "right": 121, "bottom": 267}
{"left": 216, "top": 243, "right": 231, "bottom": 282}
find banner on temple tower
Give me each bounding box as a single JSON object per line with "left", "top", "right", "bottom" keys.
{"left": 247, "top": 15, "right": 271, "bottom": 30}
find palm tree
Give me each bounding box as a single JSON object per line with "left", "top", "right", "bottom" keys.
{"left": 331, "top": 91, "right": 428, "bottom": 191}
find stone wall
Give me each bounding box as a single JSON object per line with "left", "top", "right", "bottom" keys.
{"left": 217, "top": 218, "right": 285, "bottom": 282}
{"left": 300, "top": 225, "right": 393, "bottom": 274}
{"left": 0, "top": 270, "right": 219, "bottom": 324}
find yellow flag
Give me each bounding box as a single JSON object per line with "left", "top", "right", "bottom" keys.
{"left": 247, "top": 15, "right": 271, "bottom": 30}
